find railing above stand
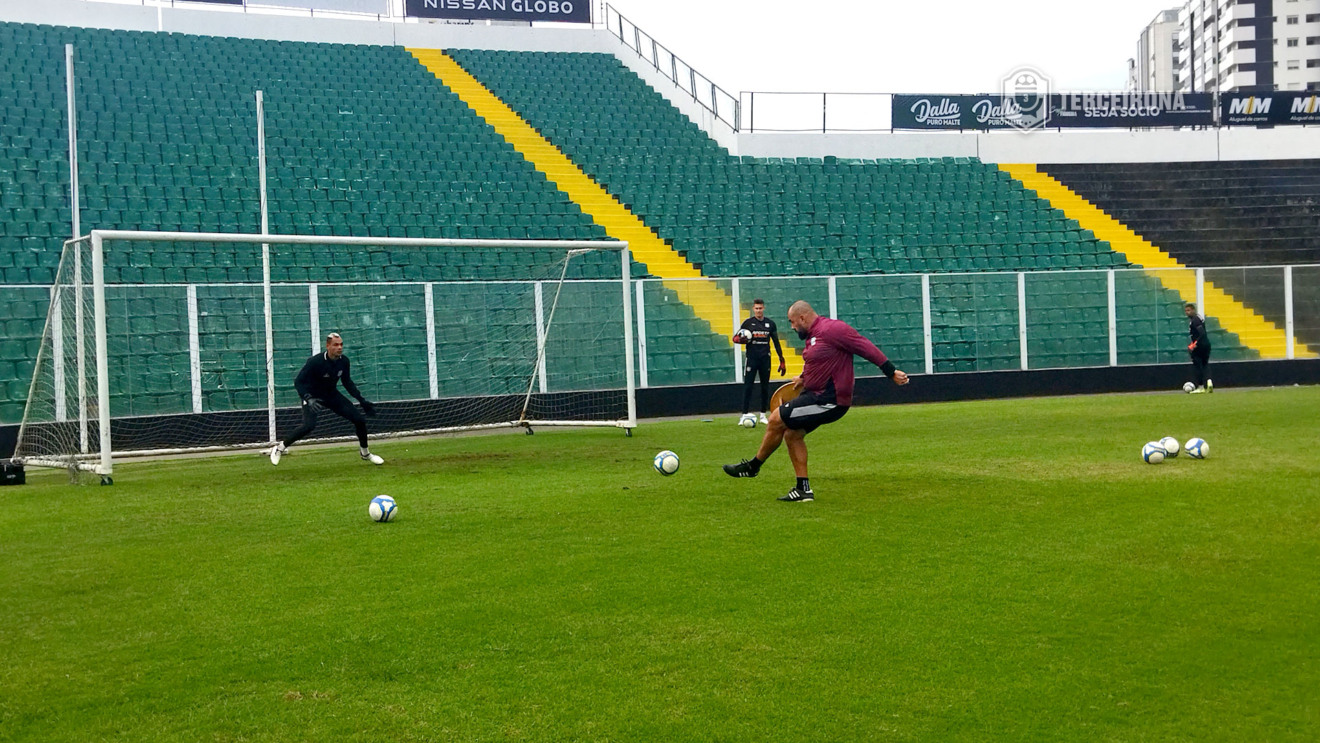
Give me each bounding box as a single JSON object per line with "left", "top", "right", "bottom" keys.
{"left": 603, "top": 4, "right": 740, "bottom": 132}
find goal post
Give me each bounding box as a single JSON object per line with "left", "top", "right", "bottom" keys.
{"left": 14, "top": 230, "right": 636, "bottom": 478}
{"left": 12, "top": 234, "right": 112, "bottom": 476}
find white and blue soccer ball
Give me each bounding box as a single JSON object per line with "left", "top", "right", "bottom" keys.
{"left": 1142, "top": 441, "right": 1166, "bottom": 464}
{"left": 653, "top": 450, "right": 680, "bottom": 476}
{"left": 1183, "top": 382, "right": 1196, "bottom": 393}
{"left": 1160, "top": 436, "right": 1180, "bottom": 458}
{"left": 369, "top": 495, "right": 397, "bottom": 522}
{"left": 1184, "top": 437, "right": 1209, "bottom": 459}
{"left": 736, "top": 329, "right": 753, "bottom": 343}
{"left": 739, "top": 413, "right": 757, "bottom": 428}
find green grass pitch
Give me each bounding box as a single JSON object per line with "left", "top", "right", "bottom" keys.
{"left": 2, "top": 387, "right": 1318, "bottom": 741}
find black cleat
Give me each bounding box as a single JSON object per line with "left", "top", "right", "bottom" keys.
{"left": 723, "top": 459, "right": 760, "bottom": 478}
{"left": 778, "top": 486, "right": 815, "bottom": 502}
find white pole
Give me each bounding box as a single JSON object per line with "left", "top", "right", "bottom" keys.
{"left": 75, "top": 250, "right": 87, "bottom": 453}
{"left": 309, "top": 284, "right": 320, "bottom": 353}
{"left": 731, "top": 277, "right": 743, "bottom": 384}
{"left": 1285, "top": 265, "right": 1295, "bottom": 360}
{"left": 1195, "top": 267, "right": 1205, "bottom": 315}
{"left": 1107, "top": 269, "right": 1118, "bottom": 367}
{"left": 620, "top": 243, "right": 637, "bottom": 427}
{"left": 533, "top": 281, "right": 548, "bottom": 394}
{"left": 67, "top": 44, "right": 88, "bottom": 449}
{"left": 1018, "top": 272, "right": 1028, "bottom": 371}
{"left": 634, "top": 279, "right": 649, "bottom": 388}
{"left": 921, "top": 274, "right": 933, "bottom": 375}
{"left": 67, "top": 45, "right": 80, "bottom": 242}
{"left": 59, "top": 44, "right": 82, "bottom": 424}
{"left": 91, "top": 233, "right": 112, "bottom": 476}
{"left": 52, "top": 286, "right": 65, "bottom": 422}
{"left": 827, "top": 276, "right": 838, "bottom": 319}
{"left": 187, "top": 284, "right": 202, "bottom": 413}
{"left": 425, "top": 282, "right": 439, "bottom": 398}
{"left": 257, "top": 91, "right": 275, "bottom": 443}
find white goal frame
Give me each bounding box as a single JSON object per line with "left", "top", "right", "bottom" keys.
{"left": 16, "top": 230, "right": 636, "bottom": 477}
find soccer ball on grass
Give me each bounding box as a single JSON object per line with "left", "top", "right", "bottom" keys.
{"left": 738, "top": 413, "right": 757, "bottom": 428}
{"left": 369, "top": 495, "right": 397, "bottom": 522}
{"left": 1159, "top": 436, "right": 1180, "bottom": 458}
{"left": 1183, "top": 382, "right": 1196, "bottom": 393}
{"left": 653, "top": 450, "right": 680, "bottom": 476}
{"left": 1141, "top": 442, "right": 1166, "bottom": 464}
{"left": 1184, "top": 437, "right": 1209, "bottom": 459}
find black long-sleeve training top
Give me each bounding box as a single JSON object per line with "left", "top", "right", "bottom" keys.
{"left": 293, "top": 352, "right": 364, "bottom": 401}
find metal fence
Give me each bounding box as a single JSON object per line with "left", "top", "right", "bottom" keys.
{"left": 634, "top": 265, "right": 1317, "bottom": 387}
{"left": 603, "top": 3, "right": 740, "bottom": 132}
{"left": 3, "top": 264, "right": 1314, "bottom": 425}
{"left": 741, "top": 92, "right": 895, "bottom": 133}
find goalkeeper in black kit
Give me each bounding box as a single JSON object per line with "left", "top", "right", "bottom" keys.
{"left": 270, "top": 333, "right": 384, "bottom": 466}
{"left": 734, "top": 298, "right": 786, "bottom": 424}
{"left": 1185, "top": 302, "right": 1213, "bottom": 393}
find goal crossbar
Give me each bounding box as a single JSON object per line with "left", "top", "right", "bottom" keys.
{"left": 83, "top": 230, "right": 625, "bottom": 250}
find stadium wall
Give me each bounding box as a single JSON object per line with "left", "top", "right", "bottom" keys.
{"left": 737, "top": 127, "right": 1320, "bottom": 163}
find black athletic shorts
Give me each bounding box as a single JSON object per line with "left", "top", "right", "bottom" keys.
{"left": 779, "top": 390, "right": 849, "bottom": 434}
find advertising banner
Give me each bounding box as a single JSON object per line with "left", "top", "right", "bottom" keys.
{"left": 1051, "top": 93, "right": 1214, "bottom": 128}
{"left": 252, "top": 0, "right": 388, "bottom": 12}
{"left": 1221, "top": 92, "right": 1320, "bottom": 126}
{"left": 404, "top": 0, "right": 590, "bottom": 23}
{"left": 893, "top": 93, "right": 1215, "bottom": 130}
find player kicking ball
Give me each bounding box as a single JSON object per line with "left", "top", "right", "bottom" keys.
{"left": 270, "top": 332, "right": 384, "bottom": 466}
{"left": 723, "top": 301, "right": 908, "bottom": 501}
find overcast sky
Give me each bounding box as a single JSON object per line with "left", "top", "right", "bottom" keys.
{"left": 601, "top": 0, "right": 1179, "bottom": 94}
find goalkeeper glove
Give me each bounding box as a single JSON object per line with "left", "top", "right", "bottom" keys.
{"left": 1188, "top": 341, "right": 1197, "bottom": 352}
{"left": 777, "top": 360, "right": 787, "bottom": 376}
{"left": 361, "top": 399, "right": 378, "bottom": 417}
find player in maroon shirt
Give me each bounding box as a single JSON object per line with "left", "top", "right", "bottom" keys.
{"left": 723, "top": 301, "right": 909, "bottom": 501}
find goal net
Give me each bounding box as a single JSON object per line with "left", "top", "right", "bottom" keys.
{"left": 13, "top": 231, "right": 636, "bottom": 478}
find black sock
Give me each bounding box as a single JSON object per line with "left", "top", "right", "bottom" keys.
{"left": 750, "top": 456, "right": 764, "bottom": 471}
{"left": 797, "top": 477, "right": 811, "bottom": 492}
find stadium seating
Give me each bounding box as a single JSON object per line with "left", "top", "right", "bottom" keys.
{"left": 0, "top": 20, "right": 1274, "bottom": 423}
{"left": 1041, "top": 161, "right": 1320, "bottom": 354}
{"left": 0, "top": 22, "right": 620, "bottom": 419}
{"left": 444, "top": 49, "right": 1255, "bottom": 370}
{"left": 446, "top": 51, "right": 1121, "bottom": 273}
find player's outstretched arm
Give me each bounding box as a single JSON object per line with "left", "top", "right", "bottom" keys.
{"left": 878, "top": 358, "right": 909, "bottom": 386}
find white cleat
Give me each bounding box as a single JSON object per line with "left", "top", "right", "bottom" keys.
{"left": 759, "top": 413, "right": 769, "bottom": 424}
{"left": 362, "top": 453, "right": 385, "bottom": 465}
{"left": 270, "top": 443, "right": 285, "bottom": 465}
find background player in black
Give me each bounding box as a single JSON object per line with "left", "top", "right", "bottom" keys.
{"left": 1185, "top": 302, "right": 1213, "bottom": 393}
{"left": 733, "top": 299, "right": 786, "bottom": 424}
{"left": 270, "top": 333, "right": 384, "bottom": 465}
